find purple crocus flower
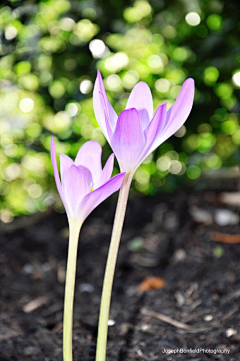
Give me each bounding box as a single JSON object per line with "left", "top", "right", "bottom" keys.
{"left": 51, "top": 136, "right": 125, "bottom": 223}
{"left": 93, "top": 70, "right": 194, "bottom": 174}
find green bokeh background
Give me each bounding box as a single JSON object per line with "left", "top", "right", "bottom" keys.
{"left": 0, "top": 0, "right": 240, "bottom": 220}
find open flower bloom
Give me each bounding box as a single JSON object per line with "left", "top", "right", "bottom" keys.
{"left": 93, "top": 70, "right": 194, "bottom": 174}
{"left": 51, "top": 136, "right": 125, "bottom": 224}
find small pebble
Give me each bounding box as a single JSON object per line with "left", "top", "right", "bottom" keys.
{"left": 79, "top": 283, "right": 94, "bottom": 293}
{"left": 24, "top": 346, "right": 40, "bottom": 356}
{"left": 214, "top": 209, "right": 239, "bottom": 226}
{"left": 173, "top": 249, "right": 187, "bottom": 262}
{"left": 41, "top": 263, "right": 51, "bottom": 272}
{"left": 119, "top": 322, "right": 130, "bottom": 335}
{"left": 164, "top": 212, "right": 178, "bottom": 230}
{"left": 108, "top": 319, "right": 115, "bottom": 326}
{"left": 204, "top": 314, "right": 213, "bottom": 322}
{"left": 23, "top": 264, "right": 34, "bottom": 274}
{"left": 175, "top": 291, "right": 185, "bottom": 306}
{"left": 190, "top": 206, "right": 212, "bottom": 225}
{"left": 220, "top": 192, "right": 240, "bottom": 205}
{"left": 57, "top": 266, "right": 66, "bottom": 283}
{"left": 141, "top": 323, "right": 151, "bottom": 331}
{"left": 128, "top": 237, "right": 144, "bottom": 251}
{"left": 226, "top": 328, "right": 237, "bottom": 337}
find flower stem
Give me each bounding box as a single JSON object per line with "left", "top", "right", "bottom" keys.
{"left": 63, "top": 221, "right": 81, "bottom": 361}
{"left": 95, "top": 173, "right": 132, "bottom": 361}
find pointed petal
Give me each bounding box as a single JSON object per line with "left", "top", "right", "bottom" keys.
{"left": 93, "top": 70, "right": 118, "bottom": 141}
{"left": 96, "top": 153, "right": 114, "bottom": 188}
{"left": 161, "top": 78, "right": 195, "bottom": 143}
{"left": 140, "top": 102, "right": 167, "bottom": 161}
{"left": 75, "top": 140, "right": 102, "bottom": 186}
{"left": 59, "top": 153, "right": 73, "bottom": 186}
{"left": 63, "top": 165, "right": 89, "bottom": 218}
{"left": 111, "top": 108, "right": 145, "bottom": 173}
{"left": 146, "top": 78, "right": 195, "bottom": 153}
{"left": 164, "top": 78, "right": 194, "bottom": 134}
{"left": 50, "top": 136, "right": 67, "bottom": 210}
{"left": 78, "top": 173, "right": 125, "bottom": 222}
{"left": 126, "top": 81, "right": 153, "bottom": 130}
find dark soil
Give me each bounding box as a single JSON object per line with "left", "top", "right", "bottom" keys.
{"left": 1, "top": 184, "right": 240, "bottom": 360}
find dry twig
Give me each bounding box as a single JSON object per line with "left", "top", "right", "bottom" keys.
{"left": 141, "top": 308, "right": 210, "bottom": 333}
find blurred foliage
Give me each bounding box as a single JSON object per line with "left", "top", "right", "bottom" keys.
{"left": 0, "top": 0, "right": 240, "bottom": 220}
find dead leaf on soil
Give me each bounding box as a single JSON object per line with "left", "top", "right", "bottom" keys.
{"left": 212, "top": 232, "right": 240, "bottom": 244}
{"left": 138, "top": 276, "right": 165, "bottom": 292}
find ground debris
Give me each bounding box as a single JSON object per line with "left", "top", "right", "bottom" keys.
{"left": 1, "top": 189, "right": 240, "bottom": 360}
{"left": 212, "top": 232, "right": 240, "bottom": 244}
{"left": 138, "top": 277, "right": 165, "bottom": 292}
{"left": 23, "top": 296, "right": 49, "bottom": 313}
{"left": 141, "top": 308, "right": 210, "bottom": 333}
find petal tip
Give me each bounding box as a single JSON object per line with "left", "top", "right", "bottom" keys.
{"left": 51, "top": 135, "right": 55, "bottom": 147}
{"left": 185, "top": 77, "right": 195, "bottom": 87}
{"left": 96, "top": 68, "right": 102, "bottom": 79}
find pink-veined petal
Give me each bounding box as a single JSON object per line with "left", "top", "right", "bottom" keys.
{"left": 151, "top": 78, "right": 194, "bottom": 149}
{"left": 63, "top": 165, "right": 89, "bottom": 219}
{"left": 111, "top": 108, "right": 145, "bottom": 173}
{"left": 78, "top": 173, "right": 125, "bottom": 223}
{"left": 59, "top": 153, "right": 73, "bottom": 186}
{"left": 50, "top": 136, "right": 68, "bottom": 211}
{"left": 75, "top": 140, "right": 102, "bottom": 185}
{"left": 95, "top": 153, "right": 114, "bottom": 188}
{"left": 93, "top": 69, "right": 118, "bottom": 141}
{"left": 126, "top": 81, "right": 153, "bottom": 130}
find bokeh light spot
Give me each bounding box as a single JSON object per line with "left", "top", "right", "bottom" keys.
{"left": 89, "top": 39, "right": 108, "bottom": 58}
{"left": 28, "top": 184, "right": 43, "bottom": 199}
{"left": 5, "top": 25, "right": 18, "bottom": 40}
{"left": 60, "top": 17, "right": 75, "bottom": 31}
{"left": 106, "top": 74, "right": 121, "bottom": 90}
{"left": 80, "top": 80, "right": 93, "bottom": 94}
{"left": 66, "top": 103, "right": 79, "bottom": 116}
{"left": 187, "top": 165, "right": 201, "bottom": 179}
{"left": 105, "top": 52, "right": 129, "bottom": 73}
{"left": 49, "top": 81, "right": 65, "bottom": 98}
{"left": 122, "top": 70, "right": 139, "bottom": 89}
{"left": 207, "top": 14, "right": 222, "bottom": 31}
{"left": 174, "top": 125, "right": 186, "bottom": 138}
{"left": 185, "top": 12, "right": 201, "bottom": 26}
{"left": 19, "top": 98, "right": 34, "bottom": 113}
{"left": 232, "top": 71, "right": 240, "bottom": 87}
{"left": 155, "top": 78, "right": 170, "bottom": 93}
{"left": 156, "top": 156, "right": 171, "bottom": 171}
{"left": 204, "top": 67, "right": 219, "bottom": 86}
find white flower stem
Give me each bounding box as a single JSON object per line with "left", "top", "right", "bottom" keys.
{"left": 95, "top": 173, "right": 132, "bottom": 361}
{"left": 63, "top": 221, "right": 81, "bottom": 361}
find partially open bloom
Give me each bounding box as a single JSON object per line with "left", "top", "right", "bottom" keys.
{"left": 93, "top": 70, "right": 194, "bottom": 174}
{"left": 51, "top": 136, "right": 125, "bottom": 224}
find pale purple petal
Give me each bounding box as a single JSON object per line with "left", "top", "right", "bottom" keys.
{"left": 93, "top": 70, "right": 118, "bottom": 141}
{"left": 95, "top": 153, "right": 114, "bottom": 188}
{"left": 150, "top": 78, "right": 194, "bottom": 150}
{"left": 126, "top": 82, "right": 153, "bottom": 130}
{"left": 63, "top": 165, "right": 89, "bottom": 218}
{"left": 111, "top": 108, "right": 145, "bottom": 173}
{"left": 138, "top": 102, "right": 167, "bottom": 163}
{"left": 78, "top": 165, "right": 93, "bottom": 188}
{"left": 50, "top": 136, "right": 67, "bottom": 210}
{"left": 75, "top": 140, "right": 102, "bottom": 185}
{"left": 78, "top": 173, "right": 125, "bottom": 222}
{"left": 59, "top": 153, "right": 73, "bottom": 185}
